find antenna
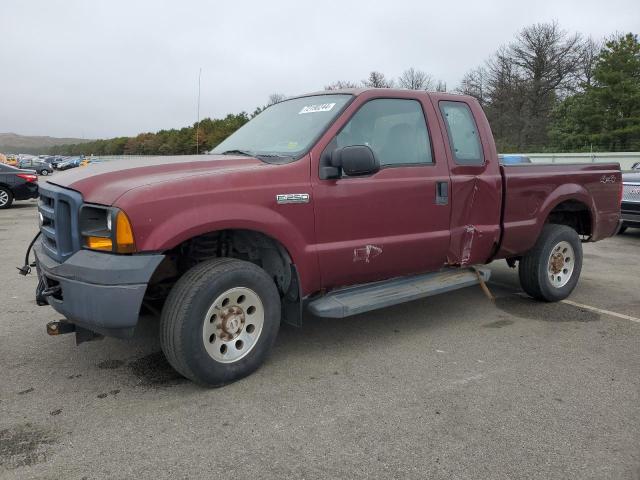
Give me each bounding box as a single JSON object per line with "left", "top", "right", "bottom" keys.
{"left": 196, "top": 67, "right": 202, "bottom": 154}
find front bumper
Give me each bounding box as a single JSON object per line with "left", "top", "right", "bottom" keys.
{"left": 34, "top": 241, "right": 165, "bottom": 338}
{"left": 621, "top": 203, "right": 640, "bottom": 227}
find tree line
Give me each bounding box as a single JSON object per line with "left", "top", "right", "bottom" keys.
{"left": 48, "top": 24, "right": 639, "bottom": 156}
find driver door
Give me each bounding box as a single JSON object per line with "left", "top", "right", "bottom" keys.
{"left": 311, "top": 94, "right": 452, "bottom": 289}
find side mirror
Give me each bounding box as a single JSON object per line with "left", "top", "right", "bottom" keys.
{"left": 331, "top": 145, "right": 380, "bottom": 177}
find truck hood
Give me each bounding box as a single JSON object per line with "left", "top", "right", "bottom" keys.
{"left": 47, "top": 154, "right": 266, "bottom": 205}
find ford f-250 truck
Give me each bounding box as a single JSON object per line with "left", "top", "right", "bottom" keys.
{"left": 27, "top": 89, "right": 622, "bottom": 387}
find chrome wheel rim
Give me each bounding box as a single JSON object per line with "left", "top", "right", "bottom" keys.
{"left": 0, "top": 190, "right": 8, "bottom": 207}
{"left": 41, "top": 170, "right": 48, "bottom": 175}
{"left": 547, "top": 241, "right": 575, "bottom": 288}
{"left": 202, "top": 287, "right": 264, "bottom": 363}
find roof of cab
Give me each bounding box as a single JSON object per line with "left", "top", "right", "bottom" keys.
{"left": 288, "top": 87, "right": 474, "bottom": 103}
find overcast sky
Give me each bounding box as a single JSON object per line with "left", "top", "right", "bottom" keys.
{"left": 1, "top": 0, "right": 638, "bottom": 139}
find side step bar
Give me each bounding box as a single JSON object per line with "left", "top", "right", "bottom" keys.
{"left": 307, "top": 267, "right": 491, "bottom": 319}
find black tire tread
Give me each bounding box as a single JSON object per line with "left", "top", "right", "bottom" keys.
{"left": 160, "top": 257, "right": 280, "bottom": 386}
{"left": 0, "top": 186, "right": 14, "bottom": 210}
{"left": 518, "top": 224, "right": 581, "bottom": 302}
{"left": 160, "top": 258, "right": 240, "bottom": 382}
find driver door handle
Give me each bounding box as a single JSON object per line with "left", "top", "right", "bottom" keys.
{"left": 436, "top": 181, "right": 449, "bottom": 205}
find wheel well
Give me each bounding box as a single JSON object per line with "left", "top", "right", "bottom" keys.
{"left": 145, "top": 229, "right": 299, "bottom": 313}
{"left": 546, "top": 200, "right": 592, "bottom": 237}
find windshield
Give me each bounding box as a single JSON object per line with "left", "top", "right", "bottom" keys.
{"left": 212, "top": 94, "right": 352, "bottom": 159}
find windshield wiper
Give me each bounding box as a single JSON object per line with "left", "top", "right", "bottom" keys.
{"left": 254, "top": 153, "right": 294, "bottom": 158}
{"left": 220, "top": 149, "right": 255, "bottom": 156}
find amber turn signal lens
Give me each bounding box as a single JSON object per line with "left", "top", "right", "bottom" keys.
{"left": 85, "top": 236, "right": 113, "bottom": 251}
{"left": 115, "top": 211, "right": 136, "bottom": 253}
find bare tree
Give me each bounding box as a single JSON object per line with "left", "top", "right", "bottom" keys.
{"left": 577, "top": 36, "right": 602, "bottom": 89}
{"left": 398, "top": 68, "right": 433, "bottom": 90}
{"left": 435, "top": 80, "right": 447, "bottom": 92}
{"left": 458, "top": 67, "right": 488, "bottom": 106}
{"left": 267, "top": 93, "right": 286, "bottom": 106}
{"left": 362, "top": 71, "right": 394, "bottom": 88}
{"left": 509, "top": 22, "right": 583, "bottom": 147}
{"left": 324, "top": 80, "right": 360, "bottom": 90}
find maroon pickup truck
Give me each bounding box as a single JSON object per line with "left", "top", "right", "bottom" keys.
{"left": 28, "top": 89, "right": 622, "bottom": 386}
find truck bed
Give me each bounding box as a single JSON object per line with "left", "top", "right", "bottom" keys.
{"left": 497, "top": 162, "right": 621, "bottom": 258}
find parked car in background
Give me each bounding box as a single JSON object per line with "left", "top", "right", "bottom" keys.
{"left": 18, "top": 159, "right": 54, "bottom": 176}
{"left": 48, "top": 156, "right": 67, "bottom": 168}
{"left": 499, "top": 154, "right": 532, "bottom": 164}
{"left": 0, "top": 163, "right": 38, "bottom": 209}
{"left": 55, "top": 157, "right": 82, "bottom": 171}
{"left": 620, "top": 171, "right": 640, "bottom": 233}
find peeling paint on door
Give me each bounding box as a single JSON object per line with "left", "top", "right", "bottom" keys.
{"left": 353, "top": 244, "right": 383, "bottom": 263}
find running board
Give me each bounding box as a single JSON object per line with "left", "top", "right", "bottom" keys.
{"left": 307, "top": 267, "right": 491, "bottom": 319}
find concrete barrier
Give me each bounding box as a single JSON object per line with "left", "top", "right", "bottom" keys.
{"left": 516, "top": 152, "right": 640, "bottom": 171}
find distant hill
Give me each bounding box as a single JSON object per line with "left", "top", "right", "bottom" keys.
{"left": 0, "top": 133, "right": 95, "bottom": 154}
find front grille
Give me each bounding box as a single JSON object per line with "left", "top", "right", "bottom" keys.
{"left": 38, "top": 182, "right": 83, "bottom": 263}
{"left": 622, "top": 183, "right": 640, "bottom": 203}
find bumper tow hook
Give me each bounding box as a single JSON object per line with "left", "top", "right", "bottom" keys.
{"left": 41, "top": 286, "right": 62, "bottom": 297}
{"left": 46, "top": 321, "right": 76, "bottom": 336}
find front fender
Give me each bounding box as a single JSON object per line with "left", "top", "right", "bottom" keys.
{"left": 119, "top": 191, "right": 320, "bottom": 295}
{"left": 147, "top": 202, "right": 308, "bottom": 258}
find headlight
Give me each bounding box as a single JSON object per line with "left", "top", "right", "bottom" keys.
{"left": 79, "top": 205, "right": 136, "bottom": 253}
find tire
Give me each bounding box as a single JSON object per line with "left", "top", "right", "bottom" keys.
{"left": 160, "top": 258, "right": 281, "bottom": 387}
{"left": 40, "top": 169, "right": 49, "bottom": 176}
{"left": 617, "top": 225, "right": 627, "bottom": 235}
{"left": 518, "top": 224, "right": 583, "bottom": 302}
{"left": 0, "top": 186, "right": 14, "bottom": 209}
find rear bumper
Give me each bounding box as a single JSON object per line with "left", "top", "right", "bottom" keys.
{"left": 13, "top": 182, "right": 39, "bottom": 201}
{"left": 34, "top": 241, "right": 165, "bottom": 338}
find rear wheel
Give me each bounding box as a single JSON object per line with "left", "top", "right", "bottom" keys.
{"left": 518, "top": 224, "right": 583, "bottom": 302}
{"left": 160, "top": 258, "right": 281, "bottom": 387}
{"left": 40, "top": 169, "right": 49, "bottom": 176}
{"left": 0, "top": 187, "right": 14, "bottom": 209}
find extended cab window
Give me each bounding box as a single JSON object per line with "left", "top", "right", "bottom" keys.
{"left": 337, "top": 99, "right": 432, "bottom": 166}
{"left": 439, "top": 101, "right": 484, "bottom": 165}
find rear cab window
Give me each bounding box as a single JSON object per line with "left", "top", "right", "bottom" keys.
{"left": 439, "top": 101, "right": 484, "bottom": 165}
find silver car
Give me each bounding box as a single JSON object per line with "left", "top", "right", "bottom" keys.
{"left": 620, "top": 172, "right": 640, "bottom": 233}
{"left": 18, "top": 159, "right": 54, "bottom": 176}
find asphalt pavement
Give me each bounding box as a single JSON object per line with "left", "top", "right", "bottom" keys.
{"left": 1, "top": 200, "right": 638, "bottom": 480}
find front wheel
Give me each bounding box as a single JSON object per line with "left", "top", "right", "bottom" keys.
{"left": 160, "top": 258, "right": 281, "bottom": 387}
{"left": 518, "top": 224, "right": 583, "bottom": 302}
{"left": 40, "top": 169, "right": 49, "bottom": 176}
{"left": 0, "top": 186, "right": 14, "bottom": 209}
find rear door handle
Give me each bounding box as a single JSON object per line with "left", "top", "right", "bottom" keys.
{"left": 436, "top": 181, "right": 449, "bottom": 205}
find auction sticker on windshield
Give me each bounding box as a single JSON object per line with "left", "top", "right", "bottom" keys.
{"left": 299, "top": 103, "right": 336, "bottom": 114}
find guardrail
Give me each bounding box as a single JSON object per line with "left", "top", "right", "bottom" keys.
{"left": 520, "top": 152, "right": 640, "bottom": 170}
